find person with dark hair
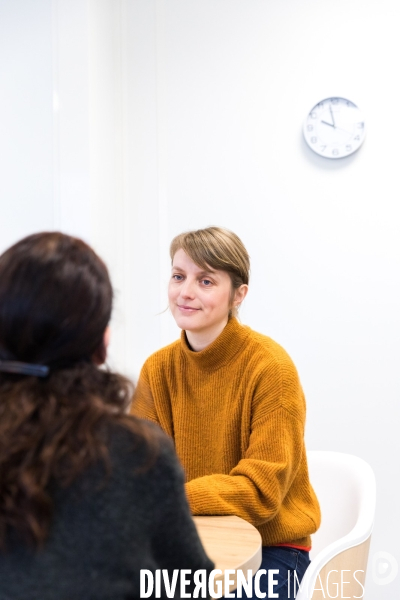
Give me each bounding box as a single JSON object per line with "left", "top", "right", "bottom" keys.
{"left": 132, "top": 227, "right": 320, "bottom": 599}
{"left": 0, "top": 232, "right": 213, "bottom": 600}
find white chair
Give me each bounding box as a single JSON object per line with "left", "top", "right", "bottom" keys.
{"left": 295, "top": 451, "right": 376, "bottom": 600}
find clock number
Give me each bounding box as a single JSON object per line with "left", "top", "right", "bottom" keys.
{"left": 310, "top": 111, "right": 317, "bottom": 119}
{"left": 311, "top": 136, "right": 317, "bottom": 144}
{"left": 307, "top": 124, "right": 314, "bottom": 131}
{"left": 332, "top": 148, "right": 339, "bottom": 156}
{"left": 320, "top": 146, "right": 326, "bottom": 152}
{"left": 354, "top": 135, "right": 360, "bottom": 141}
{"left": 345, "top": 145, "right": 352, "bottom": 152}
{"left": 331, "top": 98, "right": 339, "bottom": 104}
{"left": 317, "top": 102, "right": 324, "bottom": 108}
{"left": 356, "top": 122, "right": 364, "bottom": 129}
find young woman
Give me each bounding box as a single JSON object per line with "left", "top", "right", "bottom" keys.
{"left": 132, "top": 226, "right": 321, "bottom": 599}
{"left": 0, "top": 232, "right": 213, "bottom": 600}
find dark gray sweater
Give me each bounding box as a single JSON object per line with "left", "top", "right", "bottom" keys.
{"left": 0, "top": 421, "right": 214, "bottom": 599}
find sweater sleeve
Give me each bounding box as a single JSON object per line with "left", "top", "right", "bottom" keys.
{"left": 185, "top": 360, "right": 306, "bottom": 528}
{"left": 150, "top": 434, "right": 215, "bottom": 594}
{"left": 130, "top": 362, "right": 160, "bottom": 425}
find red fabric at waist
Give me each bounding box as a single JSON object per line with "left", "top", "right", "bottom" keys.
{"left": 275, "top": 543, "right": 311, "bottom": 552}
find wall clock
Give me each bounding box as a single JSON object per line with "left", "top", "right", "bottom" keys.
{"left": 303, "top": 97, "right": 366, "bottom": 159}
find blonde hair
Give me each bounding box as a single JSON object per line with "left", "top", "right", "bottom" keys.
{"left": 170, "top": 227, "right": 250, "bottom": 316}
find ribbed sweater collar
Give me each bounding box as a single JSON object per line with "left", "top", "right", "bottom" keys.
{"left": 180, "top": 317, "right": 250, "bottom": 371}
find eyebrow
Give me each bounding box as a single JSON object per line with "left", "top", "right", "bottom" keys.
{"left": 171, "top": 265, "right": 217, "bottom": 276}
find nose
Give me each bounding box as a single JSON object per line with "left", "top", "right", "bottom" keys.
{"left": 180, "top": 277, "right": 196, "bottom": 299}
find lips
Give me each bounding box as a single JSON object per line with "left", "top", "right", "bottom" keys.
{"left": 177, "top": 305, "right": 200, "bottom": 312}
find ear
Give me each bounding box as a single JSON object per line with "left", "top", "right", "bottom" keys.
{"left": 233, "top": 284, "right": 248, "bottom": 308}
{"left": 92, "top": 326, "right": 111, "bottom": 366}
{"left": 103, "top": 326, "right": 111, "bottom": 349}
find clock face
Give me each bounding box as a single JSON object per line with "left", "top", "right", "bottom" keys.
{"left": 303, "top": 97, "right": 366, "bottom": 159}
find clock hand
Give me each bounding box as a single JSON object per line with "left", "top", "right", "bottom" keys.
{"left": 321, "top": 120, "right": 354, "bottom": 135}
{"left": 329, "top": 105, "right": 336, "bottom": 128}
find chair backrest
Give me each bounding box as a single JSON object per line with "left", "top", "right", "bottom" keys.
{"left": 307, "top": 451, "right": 375, "bottom": 559}
{"left": 295, "top": 452, "right": 376, "bottom": 600}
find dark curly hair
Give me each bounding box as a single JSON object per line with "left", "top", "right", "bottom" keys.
{"left": 0, "top": 232, "right": 155, "bottom": 549}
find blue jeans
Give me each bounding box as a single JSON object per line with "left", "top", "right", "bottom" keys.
{"left": 228, "top": 546, "right": 310, "bottom": 599}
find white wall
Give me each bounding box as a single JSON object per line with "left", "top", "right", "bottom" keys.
{"left": 1, "top": 1, "right": 399, "bottom": 597}
{"left": 0, "top": 0, "right": 54, "bottom": 243}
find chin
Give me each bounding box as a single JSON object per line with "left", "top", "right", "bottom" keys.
{"left": 173, "top": 315, "right": 196, "bottom": 330}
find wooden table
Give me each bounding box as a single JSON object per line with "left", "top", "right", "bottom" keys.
{"left": 194, "top": 515, "right": 262, "bottom": 595}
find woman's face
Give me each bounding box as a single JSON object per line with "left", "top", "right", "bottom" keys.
{"left": 168, "top": 249, "right": 236, "bottom": 343}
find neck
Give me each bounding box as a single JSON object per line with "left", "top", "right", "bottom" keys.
{"left": 185, "top": 318, "right": 229, "bottom": 352}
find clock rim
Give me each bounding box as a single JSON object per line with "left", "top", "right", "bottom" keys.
{"left": 303, "top": 96, "right": 366, "bottom": 159}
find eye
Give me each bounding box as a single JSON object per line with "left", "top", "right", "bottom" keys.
{"left": 172, "top": 273, "right": 183, "bottom": 281}
{"left": 201, "top": 279, "right": 212, "bottom": 286}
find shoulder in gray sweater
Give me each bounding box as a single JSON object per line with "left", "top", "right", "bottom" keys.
{"left": 0, "top": 421, "right": 214, "bottom": 600}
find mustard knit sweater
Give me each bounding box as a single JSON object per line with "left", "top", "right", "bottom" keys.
{"left": 131, "top": 317, "right": 320, "bottom": 548}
